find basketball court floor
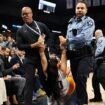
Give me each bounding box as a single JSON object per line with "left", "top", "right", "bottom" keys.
{"left": 87, "top": 73, "right": 105, "bottom": 105}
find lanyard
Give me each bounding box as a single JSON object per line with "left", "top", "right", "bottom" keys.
{"left": 25, "top": 21, "right": 41, "bottom": 36}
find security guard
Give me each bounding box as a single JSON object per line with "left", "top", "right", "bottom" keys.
{"left": 90, "top": 29, "right": 105, "bottom": 102}
{"left": 95, "top": 29, "right": 105, "bottom": 58}
{"left": 60, "top": 1, "right": 95, "bottom": 105}
{"left": 67, "top": 16, "right": 94, "bottom": 50}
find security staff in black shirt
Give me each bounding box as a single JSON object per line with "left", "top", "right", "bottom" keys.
{"left": 16, "top": 6, "right": 50, "bottom": 105}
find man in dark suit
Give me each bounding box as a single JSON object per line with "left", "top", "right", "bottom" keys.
{"left": 16, "top": 6, "right": 50, "bottom": 105}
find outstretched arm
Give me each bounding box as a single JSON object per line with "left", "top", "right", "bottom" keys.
{"left": 39, "top": 36, "right": 48, "bottom": 75}
{"left": 60, "top": 48, "right": 67, "bottom": 76}
{"left": 59, "top": 36, "right": 67, "bottom": 75}
{"left": 39, "top": 49, "right": 48, "bottom": 75}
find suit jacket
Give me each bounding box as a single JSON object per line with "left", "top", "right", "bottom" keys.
{"left": 10, "top": 55, "right": 25, "bottom": 76}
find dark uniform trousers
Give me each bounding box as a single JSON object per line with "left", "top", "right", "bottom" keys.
{"left": 67, "top": 47, "right": 93, "bottom": 105}
{"left": 92, "top": 65, "right": 102, "bottom": 99}
{"left": 93, "top": 61, "right": 105, "bottom": 93}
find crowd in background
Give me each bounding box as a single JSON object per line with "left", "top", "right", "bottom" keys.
{"left": 0, "top": 1, "right": 105, "bottom": 105}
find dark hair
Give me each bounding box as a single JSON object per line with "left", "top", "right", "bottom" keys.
{"left": 49, "top": 58, "right": 58, "bottom": 68}
{"left": 47, "top": 58, "right": 61, "bottom": 100}
{"left": 76, "top": 0, "right": 88, "bottom": 8}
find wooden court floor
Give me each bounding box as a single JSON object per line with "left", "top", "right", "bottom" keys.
{"left": 87, "top": 73, "right": 105, "bottom": 105}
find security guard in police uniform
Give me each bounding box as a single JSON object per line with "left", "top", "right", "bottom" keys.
{"left": 89, "top": 29, "right": 105, "bottom": 102}
{"left": 95, "top": 30, "right": 105, "bottom": 58}
{"left": 59, "top": 1, "right": 95, "bottom": 105}
{"left": 67, "top": 16, "right": 94, "bottom": 51}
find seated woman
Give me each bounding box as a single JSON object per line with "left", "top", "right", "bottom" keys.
{"left": 38, "top": 36, "right": 76, "bottom": 104}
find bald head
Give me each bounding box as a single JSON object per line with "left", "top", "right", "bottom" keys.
{"left": 95, "top": 29, "right": 103, "bottom": 40}
{"left": 22, "top": 7, "right": 32, "bottom": 13}
{"left": 21, "top": 6, "right": 33, "bottom": 24}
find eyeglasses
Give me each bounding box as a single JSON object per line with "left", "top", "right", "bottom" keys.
{"left": 21, "top": 12, "right": 32, "bottom": 17}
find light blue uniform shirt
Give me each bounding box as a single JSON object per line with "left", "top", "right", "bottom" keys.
{"left": 66, "top": 16, "right": 95, "bottom": 50}
{"left": 95, "top": 36, "right": 105, "bottom": 57}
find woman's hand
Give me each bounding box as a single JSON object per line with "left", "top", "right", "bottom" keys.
{"left": 31, "top": 36, "right": 44, "bottom": 48}
{"left": 59, "top": 36, "right": 67, "bottom": 50}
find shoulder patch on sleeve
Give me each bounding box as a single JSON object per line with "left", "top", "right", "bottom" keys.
{"left": 87, "top": 20, "right": 93, "bottom": 26}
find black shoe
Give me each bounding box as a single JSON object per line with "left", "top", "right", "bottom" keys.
{"left": 89, "top": 98, "right": 103, "bottom": 102}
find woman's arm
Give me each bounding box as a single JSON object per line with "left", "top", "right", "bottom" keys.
{"left": 59, "top": 35, "right": 67, "bottom": 75}
{"left": 60, "top": 48, "right": 67, "bottom": 76}
{"left": 39, "top": 44, "right": 48, "bottom": 75}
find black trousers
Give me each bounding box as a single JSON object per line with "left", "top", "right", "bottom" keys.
{"left": 24, "top": 61, "right": 49, "bottom": 105}
{"left": 97, "top": 63, "right": 105, "bottom": 90}
{"left": 70, "top": 56, "right": 93, "bottom": 105}
{"left": 5, "top": 80, "right": 17, "bottom": 96}
{"left": 92, "top": 62, "right": 105, "bottom": 99}
{"left": 92, "top": 68, "right": 102, "bottom": 99}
